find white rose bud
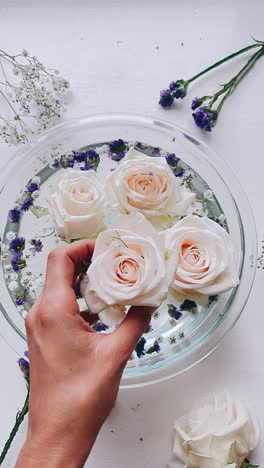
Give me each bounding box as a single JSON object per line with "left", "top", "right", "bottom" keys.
{"left": 48, "top": 170, "right": 105, "bottom": 241}
{"left": 168, "top": 392, "right": 259, "bottom": 468}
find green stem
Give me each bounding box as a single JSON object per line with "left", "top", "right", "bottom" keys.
{"left": 217, "top": 46, "right": 264, "bottom": 113}
{"left": 0, "top": 390, "right": 29, "bottom": 465}
{"left": 188, "top": 42, "right": 263, "bottom": 83}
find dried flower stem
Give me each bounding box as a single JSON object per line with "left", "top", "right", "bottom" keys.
{"left": 0, "top": 391, "right": 29, "bottom": 465}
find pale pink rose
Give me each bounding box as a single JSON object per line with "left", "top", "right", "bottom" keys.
{"left": 81, "top": 212, "right": 178, "bottom": 325}
{"left": 105, "top": 148, "right": 195, "bottom": 223}
{"left": 48, "top": 170, "right": 105, "bottom": 241}
{"left": 161, "top": 215, "right": 239, "bottom": 296}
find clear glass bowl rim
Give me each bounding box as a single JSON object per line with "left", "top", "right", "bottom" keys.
{"left": 0, "top": 112, "right": 257, "bottom": 389}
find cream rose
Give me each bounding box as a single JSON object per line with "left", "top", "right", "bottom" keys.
{"left": 162, "top": 215, "right": 239, "bottom": 296}
{"left": 48, "top": 170, "right": 105, "bottom": 241}
{"left": 105, "top": 147, "right": 195, "bottom": 222}
{"left": 80, "top": 212, "right": 178, "bottom": 325}
{"left": 168, "top": 392, "right": 259, "bottom": 468}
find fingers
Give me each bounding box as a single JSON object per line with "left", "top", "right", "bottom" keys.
{"left": 112, "top": 306, "right": 155, "bottom": 356}
{"left": 45, "top": 240, "right": 95, "bottom": 292}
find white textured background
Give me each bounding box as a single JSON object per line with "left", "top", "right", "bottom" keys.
{"left": 0, "top": 0, "right": 263, "bottom": 466}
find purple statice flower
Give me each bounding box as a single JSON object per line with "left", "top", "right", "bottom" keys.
{"left": 168, "top": 304, "right": 183, "bottom": 320}
{"left": 146, "top": 340, "right": 160, "bottom": 354}
{"left": 9, "top": 236, "right": 25, "bottom": 252}
{"left": 15, "top": 289, "right": 28, "bottom": 306}
{"left": 87, "top": 149, "right": 99, "bottom": 160}
{"left": 27, "top": 182, "right": 39, "bottom": 193}
{"left": 159, "top": 89, "right": 174, "bottom": 108}
{"left": 11, "top": 252, "right": 26, "bottom": 271}
{"left": 172, "top": 80, "right": 188, "bottom": 99}
{"left": 92, "top": 321, "right": 109, "bottom": 332}
{"left": 52, "top": 158, "right": 60, "bottom": 168}
{"left": 108, "top": 139, "right": 126, "bottom": 155}
{"left": 152, "top": 147, "right": 160, "bottom": 155}
{"left": 18, "top": 356, "right": 30, "bottom": 379}
{"left": 80, "top": 162, "right": 94, "bottom": 171}
{"left": 73, "top": 151, "right": 87, "bottom": 163}
{"left": 8, "top": 208, "right": 21, "bottom": 223}
{"left": 191, "top": 97, "right": 204, "bottom": 111}
{"left": 180, "top": 299, "right": 197, "bottom": 312}
{"left": 174, "top": 88, "right": 187, "bottom": 99}
{"left": 24, "top": 350, "right": 29, "bottom": 358}
{"left": 174, "top": 167, "right": 185, "bottom": 177}
{"left": 111, "top": 151, "right": 126, "bottom": 162}
{"left": 67, "top": 157, "right": 75, "bottom": 168}
{"left": 30, "top": 238, "right": 43, "bottom": 255}
{"left": 166, "top": 153, "right": 180, "bottom": 167}
{"left": 21, "top": 197, "right": 34, "bottom": 212}
{"left": 16, "top": 296, "right": 26, "bottom": 306}
{"left": 192, "top": 107, "right": 218, "bottom": 132}
{"left": 135, "top": 337, "right": 146, "bottom": 358}
{"left": 169, "top": 81, "right": 180, "bottom": 91}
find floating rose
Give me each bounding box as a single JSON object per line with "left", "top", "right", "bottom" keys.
{"left": 48, "top": 170, "right": 105, "bottom": 241}
{"left": 162, "top": 215, "right": 239, "bottom": 296}
{"left": 168, "top": 392, "right": 259, "bottom": 468}
{"left": 105, "top": 148, "right": 195, "bottom": 224}
{"left": 80, "top": 212, "right": 178, "bottom": 326}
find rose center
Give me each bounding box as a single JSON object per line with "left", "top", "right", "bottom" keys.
{"left": 180, "top": 241, "right": 209, "bottom": 271}
{"left": 115, "top": 257, "right": 139, "bottom": 285}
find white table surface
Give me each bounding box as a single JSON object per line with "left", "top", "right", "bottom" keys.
{"left": 0, "top": 0, "right": 263, "bottom": 466}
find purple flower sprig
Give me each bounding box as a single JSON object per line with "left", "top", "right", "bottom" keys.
{"left": 15, "top": 288, "right": 28, "bottom": 306}
{"left": 11, "top": 252, "right": 26, "bottom": 271}
{"left": 167, "top": 304, "right": 183, "bottom": 321}
{"left": 30, "top": 238, "right": 43, "bottom": 255}
{"left": 159, "top": 39, "right": 264, "bottom": 131}
{"left": 159, "top": 80, "right": 189, "bottom": 108}
{"left": 165, "top": 153, "right": 185, "bottom": 177}
{"left": 108, "top": 138, "right": 127, "bottom": 162}
{"left": 9, "top": 236, "right": 25, "bottom": 252}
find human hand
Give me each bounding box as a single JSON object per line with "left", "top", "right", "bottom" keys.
{"left": 16, "top": 240, "right": 153, "bottom": 468}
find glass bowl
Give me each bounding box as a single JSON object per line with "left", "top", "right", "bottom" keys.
{"left": 0, "top": 113, "right": 257, "bottom": 388}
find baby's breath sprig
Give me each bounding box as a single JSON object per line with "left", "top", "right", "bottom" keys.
{"left": 0, "top": 48, "right": 70, "bottom": 145}
{"left": 159, "top": 39, "right": 264, "bottom": 131}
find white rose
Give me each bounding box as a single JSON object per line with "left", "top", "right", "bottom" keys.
{"left": 168, "top": 392, "right": 259, "bottom": 468}
{"left": 162, "top": 215, "right": 239, "bottom": 296}
{"left": 81, "top": 212, "right": 178, "bottom": 325}
{"left": 48, "top": 170, "right": 105, "bottom": 241}
{"left": 105, "top": 147, "right": 195, "bottom": 222}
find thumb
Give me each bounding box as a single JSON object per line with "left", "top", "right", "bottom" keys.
{"left": 112, "top": 306, "right": 155, "bottom": 356}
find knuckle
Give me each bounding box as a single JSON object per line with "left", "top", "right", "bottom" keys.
{"left": 25, "top": 311, "right": 35, "bottom": 334}
{"left": 47, "top": 247, "right": 63, "bottom": 262}
{"left": 37, "top": 306, "right": 56, "bottom": 328}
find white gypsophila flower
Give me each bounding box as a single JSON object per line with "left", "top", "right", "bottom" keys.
{"left": 6, "top": 231, "right": 17, "bottom": 241}
{"left": 8, "top": 280, "right": 19, "bottom": 291}
{"left": 0, "top": 48, "right": 70, "bottom": 145}
{"left": 203, "top": 189, "right": 214, "bottom": 200}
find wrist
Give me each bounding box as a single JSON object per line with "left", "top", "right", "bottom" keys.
{"left": 15, "top": 430, "right": 96, "bottom": 468}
